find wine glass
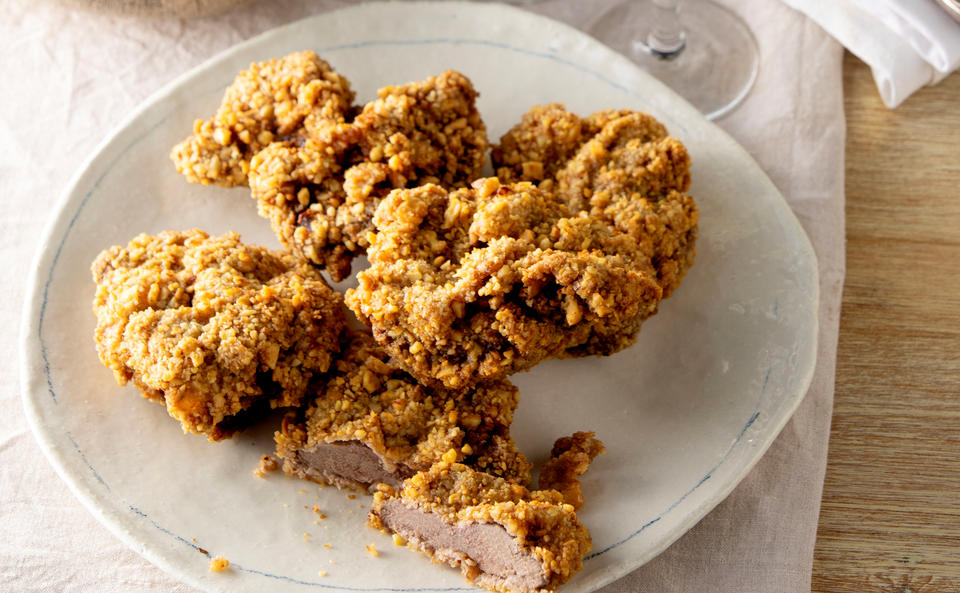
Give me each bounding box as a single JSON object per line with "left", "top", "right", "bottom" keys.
{"left": 589, "top": 0, "right": 759, "bottom": 119}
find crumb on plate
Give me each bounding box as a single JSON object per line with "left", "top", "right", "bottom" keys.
{"left": 209, "top": 556, "right": 230, "bottom": 572}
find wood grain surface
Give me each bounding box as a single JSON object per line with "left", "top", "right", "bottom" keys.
{"left": 811, "top": 52, "right": 960, "bottom": 593}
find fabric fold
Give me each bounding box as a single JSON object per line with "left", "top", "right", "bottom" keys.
{"left": 780, "top": 0, "right": 960, "bottom": 108}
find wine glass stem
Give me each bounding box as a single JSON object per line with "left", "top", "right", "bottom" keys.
{"left": 644, "top": 0, "right": 686, "bottom": 59}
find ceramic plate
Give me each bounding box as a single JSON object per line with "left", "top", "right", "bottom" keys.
{"left": 20, "top": 3, "right": 818, "bottom": 592}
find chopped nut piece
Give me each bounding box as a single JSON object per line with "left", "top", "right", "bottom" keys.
{"left": 208, "top": 557, "right": 230, "bottom": 572}
{"left": 538, "top": 432, "right": 606, "bottom": 510}
{"left": 254, "top": 454, "right": 280, "bottom": 478}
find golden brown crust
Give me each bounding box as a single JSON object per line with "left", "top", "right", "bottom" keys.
{"left": 353, "top": 70, "right": 489, "bottom": 187}
{"left": 345, "top": 178, "right": 662, "bottom": 389}
{"left": 369, "top": 459, "right": 591, "bottom": 593}
{"left": 537, "top": 432, "right": 605, "bottom": 510}
{"left": 170, "top": 51, "right": 355, "bottom": 187}
{"left": 91, "top": 230, "right": 344, "bottom": 440}
{"left": 248, "top": 70, "right": 489, "bottom": 281}
{"left": 492, "top": 103, "right": 585, "bottom": 184}
{"left": 247, "top": 129, "right": 359, "bottom": 281}
{"left": 493, "top": 104, "right": 698, "bottom": 300}
{"left": 275, "top": 330, "right": 531, "bottom": 488}
{"left": 556, "top": 113, "right": 696, "bottom": 299}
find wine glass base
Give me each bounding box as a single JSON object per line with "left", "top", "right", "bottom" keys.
{"left": 589, "top": 0, "right": 759, "bottom": 119}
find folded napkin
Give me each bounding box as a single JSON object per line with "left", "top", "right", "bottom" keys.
{"left": 780, "top": 0, "right": 960, "bottom": 107}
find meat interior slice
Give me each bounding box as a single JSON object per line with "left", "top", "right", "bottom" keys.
{"left": 291, "top": 439, "right": 415, "bottom": 491}
{"left": 274, "top": 330, "right": 531, "bottom": 492}
{"left": 375, "top": 497, "right": 548, "bottom": 592}
{"left": 369, "top": 458, "right": 591, "bottom": 593}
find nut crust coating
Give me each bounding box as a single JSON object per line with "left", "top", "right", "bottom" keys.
{"left": 170, "top": 51, "right": 355, "bottom": 187}
{"left": 275, "top": 330, "right": 531, "bottom": 491}
{"left": 369, "top": 459, "right": 592, "bottom": 593}
{"left": 248, "top": 70, "right": 489, "bottom": 281}
{"left": 494, "top": 104, "right": 698, "bottom": 298}
{"left": 346, "top": 178, "right": 663, "bottom": 389}
{"left": 91, "top": 230, "right": 345, "bottom": 440}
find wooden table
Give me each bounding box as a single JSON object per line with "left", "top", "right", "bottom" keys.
{"left": 812, "top": 52, "right": 960, "bottom": 592}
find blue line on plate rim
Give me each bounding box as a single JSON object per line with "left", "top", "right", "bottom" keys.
{"left": 66, "top": 432, "right": 111, "bottom": 491}
{"left": 36, "top": 36, "right": 726, "bottom": 590}
{"left": 130, "top": 505, "right": 208, "bottom": 553}
{"left": 37, "top": 112, "right": 169, "bottom": 406}
{"left": 229, "top": 564, "right": 471, "bottom": 592}
{"left": 584, "top": 410, "right": 761, "bottom": 560}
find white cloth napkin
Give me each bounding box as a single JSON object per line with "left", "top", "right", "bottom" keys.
{"left": 0, "top": 1, "right": 844, "bottom": 592}
{"left": 780, "top": 0, "right": 960, "bottom": 107}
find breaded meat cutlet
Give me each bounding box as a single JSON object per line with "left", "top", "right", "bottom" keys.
{"left": 369, "top": 456, "right": 595, "bottom": 593}
{"left": 493, "top": 104, "right": 698, "bottom": 298}
{"left": 91, "top": 230, "right": 345, "bottom": 441}
{"left": 171, "top": 51, "right": 355, "bottom": 187}
{"left": 345, "top": 178, "right": 662, "bottom": 389}
{"left": 275, "top": 330, "right": 531, "bottom": 492}
{"left": 249, "top": 70, "right": 489, "bottom": 281}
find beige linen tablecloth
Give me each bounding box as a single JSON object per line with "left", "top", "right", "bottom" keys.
{"left": 0, "top": 1, "right": 843, "bottom": 591}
